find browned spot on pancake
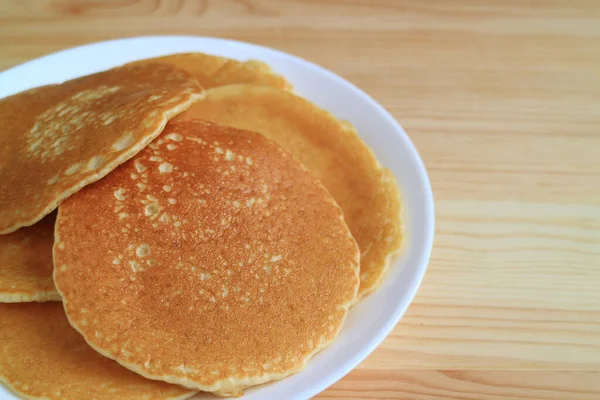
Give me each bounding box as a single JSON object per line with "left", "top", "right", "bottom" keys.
{"left": 54, "top": 121, "right": 359, "bottom": 395}
{"left": 0, "top": 302, "right": 195, "bottom": 400}
{"left": 175, "top": 84, "right": 403, "bottom": 297}
{"left": 0, "top": 63, "right": 204, "bottom": 234}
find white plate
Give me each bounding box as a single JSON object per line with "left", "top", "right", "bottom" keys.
{"left": 0, "top": 36, "right": 434, "bottom": 400}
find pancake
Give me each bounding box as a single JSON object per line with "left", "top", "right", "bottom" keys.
{"left": 54, "top": 120, "right": 360, "bottom": 396}
{"left": 174, "top": 84, "right": 403, "bottom": 297}
{"left": 0, "top": 302, "right": 195, "bottom": 400}
{"left": 211, "top": 59, "right": 291, "bottom": 90}
{"left": 0, "top": 212, "right": 58, "bottom": 303}
{"left": 0, "top": 63, "right": 203, "bottom": 234}
{"left": 128, "top": 53, "right": 292, "bottom": 91}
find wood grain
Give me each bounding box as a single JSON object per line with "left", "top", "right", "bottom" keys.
{"left": 320, "top": 370, "right": 600, "bottom": 400}
{"left": 1, "top": 0, "right": 599, "bottom": 398}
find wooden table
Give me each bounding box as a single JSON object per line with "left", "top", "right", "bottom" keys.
{"left": 2, "top": 1, "right": 599, "bottom": 398}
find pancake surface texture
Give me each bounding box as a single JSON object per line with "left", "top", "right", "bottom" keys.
{"left": 0, "top": 302, "right": 195, "bottom": 400}
{"left": 0, "top": 63, "right": 203, "bottom": 234}
{"left": 129, "top": 52, "right": 292, "bottom": 91}
{"left": 0, "top": 212, "right": 58, "bottom": 303}
{"left": 54, "top": 120, "right": 360, "bottom": 395}
{"left": 175, "top": 84, "right": 403, "bottom": 297}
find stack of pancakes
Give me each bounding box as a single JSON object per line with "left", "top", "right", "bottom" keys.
{"left": 0, "top": 53, "right": 403, "bottom": 399}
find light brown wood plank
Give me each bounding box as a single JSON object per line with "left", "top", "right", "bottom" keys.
{"left": 317, "top": 370, "right": 600, "bottom": 399}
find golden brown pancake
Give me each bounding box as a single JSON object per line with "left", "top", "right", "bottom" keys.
{"left": 0, "top": 212, "right": 58, "bottom": 303}
{"left": 0, "top": 302, "right": 195, "bottom": 400}
{"left": 54, "top": 120, "right": 359, "bottom": 396}
{"left": 211, "top": 59, "right": 292, "bottom": 90}
{"left": 174, "top": 84, "right": 403, "bottom": 297}
{"left": 128, "top": 52, "right": 292, "bottom": 91}
{"left": 0, "top": 63, "right": 203, "bottom": 234}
